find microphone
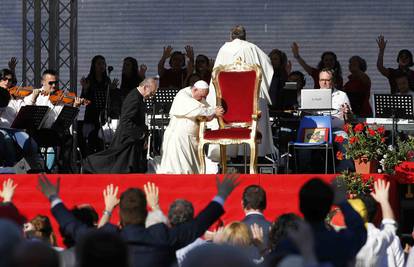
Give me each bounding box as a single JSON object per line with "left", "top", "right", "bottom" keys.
{"left": 108, "top": 66, "right": 114, "bottom": 74}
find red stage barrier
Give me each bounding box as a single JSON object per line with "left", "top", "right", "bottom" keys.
{"left": 0, "top": 173, "right": 391, "bottom": 247}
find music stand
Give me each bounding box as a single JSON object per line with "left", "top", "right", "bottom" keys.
{"left": 51, "top": 106, "right": 79, "bottom": 133}
{"left": 10, "top": 105, "right": 49, "bottom": 130}
{"left": 374, "top": 94, "right": 414, "bottom": 145}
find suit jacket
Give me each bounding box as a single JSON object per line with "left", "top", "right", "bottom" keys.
{"left": 52, "top": 201, "right": 224, "bottom": 267}
{"left": 242, "top": 213, "right": 271, "bottom": 260}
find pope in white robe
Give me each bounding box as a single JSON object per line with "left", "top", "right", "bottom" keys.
{"left": 207, "top": 25, "right": 275, "bottom": 161}
{"left": 158, "top": 81, "right": 224, "bottom": 174}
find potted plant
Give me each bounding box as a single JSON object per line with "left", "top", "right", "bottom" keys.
{"left": 337, "top": 170, "right": 373, "bottom": 198}
{"left": 335, "top": 123, "right": 387, "bottom": 173}
{"left": 380, "top": 136, "right": 414, "bottom": 174}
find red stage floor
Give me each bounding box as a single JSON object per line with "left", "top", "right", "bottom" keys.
{"left": 0, "top": 173, "right": 392, "bottom": 246}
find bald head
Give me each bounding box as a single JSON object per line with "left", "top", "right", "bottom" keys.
{"left": 231, "top": 25, "right": 246, "bottom": 40}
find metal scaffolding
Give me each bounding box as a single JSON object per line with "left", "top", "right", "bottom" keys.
{"left": 22, "top": 0, "right": 77, "bottom": 92}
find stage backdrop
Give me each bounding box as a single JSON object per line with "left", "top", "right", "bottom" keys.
{"left": 1, "top": 1, "right": 414, "bottom": 94}
{"left": 0, "top": 173, "right": 391, "bottom": 247}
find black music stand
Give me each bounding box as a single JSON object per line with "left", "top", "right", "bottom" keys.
{"left": 374, "top": 94, "right": 414, "bottom": 145}
{"left": 11, "top": 105, "right": 49, "bottom": 130}
{"left": 51, "top": 106, "right": 79, "bottom": 133}
{"left": 145, "top": 88, "right": 179, "bottom": 157}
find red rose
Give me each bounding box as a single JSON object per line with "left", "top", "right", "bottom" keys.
{"left": 368, "top": 128, "right": 376, "bottom": 136}
{"left": 343, "top": 123, "right": 351, "bottom": 133}
{"left": 336, "top": 151, "right": 344, "bottom": 160}
{"left": 381, "top": 137, "right": 386, "bottom": 143}
{"left": 354, "top": 123, "right": 364, "bottom": 133}
{"left": 377, "top": 126, "right": 385, "bottom": 135}
{"left": 350, "top": 136, "right": 359, "bottom": 144}
{"left": 407, "top": 151, "right": 414, "bottom": 160}
{"left": 335, "top": 135, "right": 345, "bottom": 144}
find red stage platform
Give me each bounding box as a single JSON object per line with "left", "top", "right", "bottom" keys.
{"left": 0, "top": 173, "right": 394, "bottom": 246}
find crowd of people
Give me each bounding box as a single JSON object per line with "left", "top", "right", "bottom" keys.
{"left": 1, "top": 25, "right": 414, "bottom": 174}
{"left": 0, "top": 174, "right": 413, "bottom": 267}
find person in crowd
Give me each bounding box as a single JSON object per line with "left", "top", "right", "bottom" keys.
{"left": 268, "top": 49, "right": 291, "bottom": 110}
{"left": 75, "top": 230, "right": 129, "bottom": 267}
{"left": 0, "top": 219, "right": 22, "bottom": 267}
{"left": 37, "top": 173, "right": 240, "bottom": 267}
{"left": 0, "top": 69, "right": 15, "bottom": 90}
{"left": 207, "top": 25, "right": 275, "bottom": 161}
{"left": 267, "top": 213, "right": 301, "bottom": 253}
{"left": 120, "top": 56, "right": 146, "bottom": 100}
{"left": 24, "top": 215, "right": 57, "bottom": 246}
{"left": 80, "top": 55, "right": 117, "bottom": 155}
{"left": 193, "top": 54, "right": 212, "bottom": 84}
{"left": 12, "top": 240, "right": 60, "bottom": 267}
{"left": 158, "top": 46, "right": 194, "bottom": 89}
{"left": 291, "top": 42, "right": 343, "bottom": 89}
{"left": 376, "top": 35, "right": 414, "bottom": 94}
{"left": 268, "top": 178, "right": 367, "bottom": 266}
{"left": 354, "top": 180, "right": 405, "bottom": 267}
{"left": 343, "top": 55, "right": 373, "bottom": 117}
{"left": 395, "top": 73, "right": 414, "bottom": 97}
{"left": 83, "top": 78, "right": 157, "bottom": 173}
{"left": 215, "top": 221, "right": 252, "bottom": 248}
{"left": 158, "top": 80, "right": 224, "bottom": 174}
{"left": 241, "top": 185, "right": 271, "bottom": 250}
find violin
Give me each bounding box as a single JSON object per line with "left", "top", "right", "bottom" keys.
{"left": 48, "top": 90, "right": 91, "bottom": 106}
{"left": 8, "top": 86, "right": 34, "bottom": 98}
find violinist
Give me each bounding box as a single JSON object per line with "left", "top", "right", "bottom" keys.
{"left": 0, "top": 69, "right": 14, "bottom": 90}
{"left": 24, "top": 69, "right": 82, "bottom": 128}
{"left": 0, "top": 69, "right": 25, "bottom": 125}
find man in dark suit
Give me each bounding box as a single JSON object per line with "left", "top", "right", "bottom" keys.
{"left": 38, "top": 173, "right": 240, "bottom": 267}
{"left": 241, "top": 185, "right": 271, "bottom": 240}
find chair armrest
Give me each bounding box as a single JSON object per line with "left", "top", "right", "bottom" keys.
{"left": 252, "top": 111, "right": 261, "bottom": 120}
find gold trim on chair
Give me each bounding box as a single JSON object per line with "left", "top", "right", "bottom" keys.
{"left": 198, "top": 58, "right": 262, "bottom": 174}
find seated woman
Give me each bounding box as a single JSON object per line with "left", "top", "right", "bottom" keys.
{"left": 343, "top": 56, "right": 372, "bottom": 117}
{"left": 158, "top": 45, "right": 194, "bottom": 89}
{"left": 377, "top": 35, "right": 414, "bottom": 94}
{"left": 291, "top": 42, "right": 343, "bottom": 89}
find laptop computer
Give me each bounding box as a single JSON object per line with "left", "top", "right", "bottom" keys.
{"left": 300, "top": 89, "right": 332, "bottom": 110}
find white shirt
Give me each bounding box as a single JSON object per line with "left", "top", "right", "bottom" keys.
{"left": 0, "top": 99, "right": 25, "bottom": 128}
{"left": 319, "top": 89, "right": 351, "bottom": 129}
{"left": 355, "top": 219, "right": 403, "bottom": 267}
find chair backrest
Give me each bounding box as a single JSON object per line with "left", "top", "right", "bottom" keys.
{"left": 212, "top": 58, "right": 262, "bottom": 127}
{"left": 296, "top": 115, "right": 333, "bottom": 144}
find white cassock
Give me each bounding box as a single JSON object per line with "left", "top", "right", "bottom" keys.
{"left": 158, "top": 87, "right": 215, "bottom": 174}
{"left": 207, "top": 38, "right": 275, "bottom": 159}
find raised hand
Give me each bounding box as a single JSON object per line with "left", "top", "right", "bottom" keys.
{"left": 216, "top": 173, "right": 240, "bottom": 201}
{"left": 103, "top": 184, "right": 119, "bottom": 212}
{"left": 251, "top": 223, "right": 264, "bottom": 247}
{"left": 0, "top": 178, "right": 18, "bottom": 202}
{"left": 37, "top": 173, "right": 60, "bottom": 199}
{"left": 80, "top": 76, "right": 90, "bottom": 90}
{"left": 8, "top": 57, "right": 18, "bottom": 71}
{"left": 185, "top": 45, "right": 194, "bottom": 60}
{"left": 376, "top": 35, "right": 387, "bottom": 52}
{"left": 291, "top": 42, "right": 300, "bottom": 58}
{"left": 138, "top": 64, "right": 147, "bottom": 79}
{"left": 163, "top": 46, "right": 173, "bottom": 59}
{"left": 371, "top": 179, "right": 390, "bottom": 204}
{"left": 144, "top": 182, "right": 160, "bottom": 210}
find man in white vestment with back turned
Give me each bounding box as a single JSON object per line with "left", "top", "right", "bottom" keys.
{"left": 158, "top": 80, "right": 224, "bottom": 174}
{"left": 207, "top": 25, "right": 275, "bottom": 164}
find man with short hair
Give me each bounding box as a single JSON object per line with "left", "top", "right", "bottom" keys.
{"left": 271, "top": 178, "right": 367, "bottom": 267}
{"left": 158, "top": 80, "right": 224, "bottom": 174}
{"left": 38, "top": 173, "right": 240, "bottom": 267}
{"left": 241, "top": 185, "right": 271, "bottom": 239}
{"left": 83, "top": 78, "right": 158, "bottom": 173}
{"left": 207, "top": 25, "right": 275, "bottom": 163}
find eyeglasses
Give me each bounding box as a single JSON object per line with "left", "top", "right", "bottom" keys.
{"left": 48, "top": 81, "right": 58, "bottom": 85}
{"left": 1, "top": 77, "right": 12, "bottom": 82}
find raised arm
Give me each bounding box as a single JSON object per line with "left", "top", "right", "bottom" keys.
{"left": 0, "top": 178, "right": 17, "bottom": 203}
{"left": 158, "top": 46, "right": 173, "bottom": 77}
{"left": 376, "top": 35, "right": 390, "bottom": 77}
{"left": 98, "top": 184, "right": 120, "bottom": 228}
{"left": 291, "top": 42, "right": 317, "bottom": 75}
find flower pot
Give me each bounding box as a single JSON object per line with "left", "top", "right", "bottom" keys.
{"left": 354, "top": 156, "right": 378, "bottom": 174}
